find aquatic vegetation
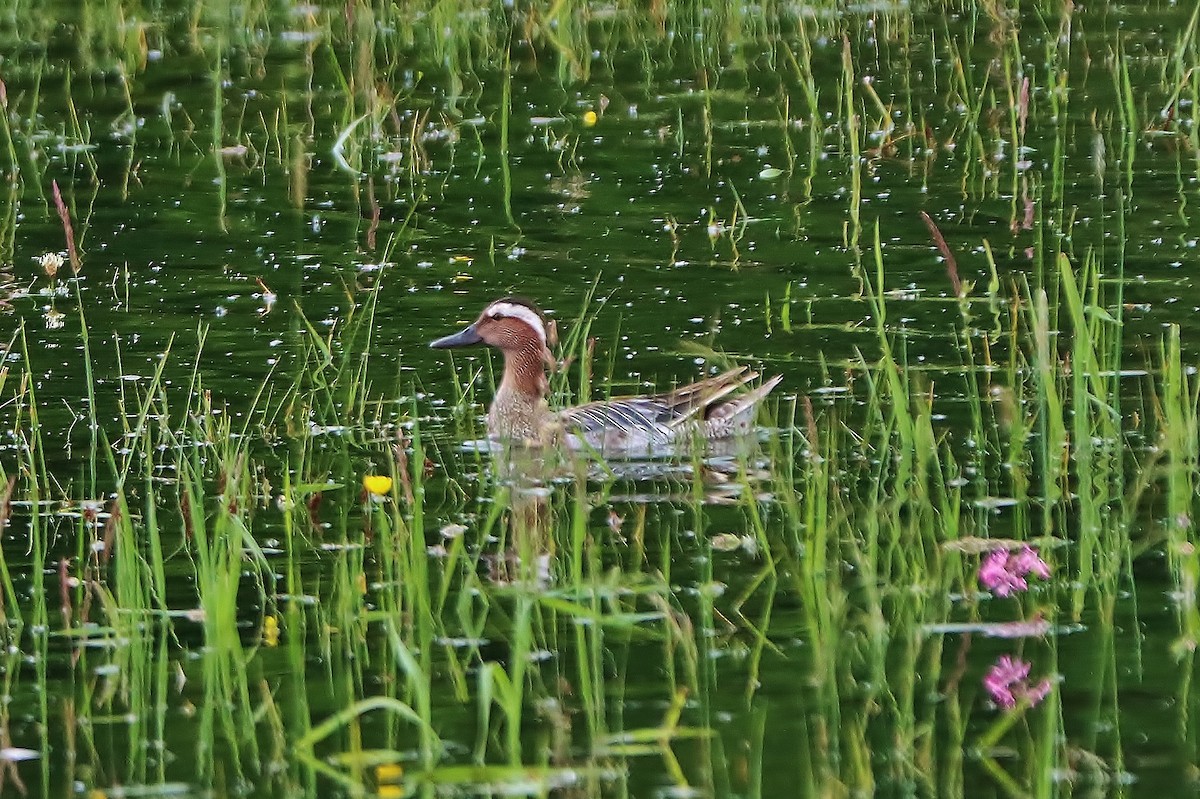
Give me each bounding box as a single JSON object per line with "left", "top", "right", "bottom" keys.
{"left": 0, "top": 0, "right": 1199, "bottom": 797}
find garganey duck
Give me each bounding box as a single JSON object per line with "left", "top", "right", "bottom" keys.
{"left": 430, "top": 297, "right": 783, "bottom": 454}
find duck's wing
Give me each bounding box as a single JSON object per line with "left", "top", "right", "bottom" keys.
{"left": 561, "top": 367, "right": 775, "bottom": 439}
{"left": 562, "top": 395, "right": 675, "bottom": 439}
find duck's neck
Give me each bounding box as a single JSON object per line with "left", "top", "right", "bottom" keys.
{"left": 491, "top": 342, "right": 550, "bottom": 441}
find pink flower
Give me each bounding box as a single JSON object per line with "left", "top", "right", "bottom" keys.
{"left": 1010, "top": 545, "right": 1051, "bottom": 579}
{"left": 983, "top": 655, "right": 1053, "bottom": 709}
{"left": 1024, "top": 678, "right": 1053, "bottom": 705}
{"left": 978, "top": 549, "right": 1007, "bottom": 582}
{"left": 978, "top": 545, "right": 1050, "bottom": 596}
{"left": 984, "top": 677, "right": 1015, "bottom": 707}
{"left": 979, "top": 549, "right": 1025, "bottom": 596}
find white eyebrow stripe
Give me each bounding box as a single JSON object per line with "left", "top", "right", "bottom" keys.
{"left": 487, "top": 302, "right": 546, "bottom": 344}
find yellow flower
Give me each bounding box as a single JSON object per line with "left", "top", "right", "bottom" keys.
{"left": 376, "top": 762, "right": 404, "bottom": 797}
{"left": 262, "top": 615, "right": 280, "bottom": 647}
{"left": 376, "top": 763, "right": 404, "bottom": 782}
{"left": 363, "top": 475, "right": 393, "bottom": 497}
{"left": 582, "top": 110, "right": 598, "bottom": 127}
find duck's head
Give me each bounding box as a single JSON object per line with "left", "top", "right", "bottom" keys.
{"left": 429, "top": 297, "right": 550, "bottom": 354}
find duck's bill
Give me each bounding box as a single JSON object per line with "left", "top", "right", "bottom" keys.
{"left": 429, "top": 324, "right": 482, "bottom": 348}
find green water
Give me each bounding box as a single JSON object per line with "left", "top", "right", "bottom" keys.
{"left": 0, "top": 1, "right": 1198, "bottom": 796}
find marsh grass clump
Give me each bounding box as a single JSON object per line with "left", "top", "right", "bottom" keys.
{"left": 0, "top": 248, "right": 1189, "bottom": 796}
{"left": 3, "top": 0, "right": 1200, "bottom": 796}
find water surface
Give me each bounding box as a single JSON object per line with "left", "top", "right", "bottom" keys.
{"left": 0, "top": 2, "right": 1196, "bottom": 797}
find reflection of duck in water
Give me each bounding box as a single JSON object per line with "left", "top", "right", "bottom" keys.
{"left": 429, "top": 297, "right": 782, "bottom": 457}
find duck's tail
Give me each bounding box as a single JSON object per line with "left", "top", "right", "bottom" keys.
{"left": 702, "top": 373, "right": 783, "bottom": 437}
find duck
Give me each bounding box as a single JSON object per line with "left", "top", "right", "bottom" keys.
{"left": 430, "top": 297, "right": 783, "bottom": 455}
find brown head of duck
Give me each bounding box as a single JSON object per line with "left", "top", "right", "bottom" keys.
{"left": 429, "top": 297, "right": 558, "bottom": 443}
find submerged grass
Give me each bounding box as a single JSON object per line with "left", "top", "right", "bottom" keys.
{"left": 23, "top": 279, "right": 1176, "bottom": 794}
{"left": 2, "top": 0, "right": 1200, "bottom": 797}
{"left": 0, "top": 229, "right": 1198, "bottom": 797}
